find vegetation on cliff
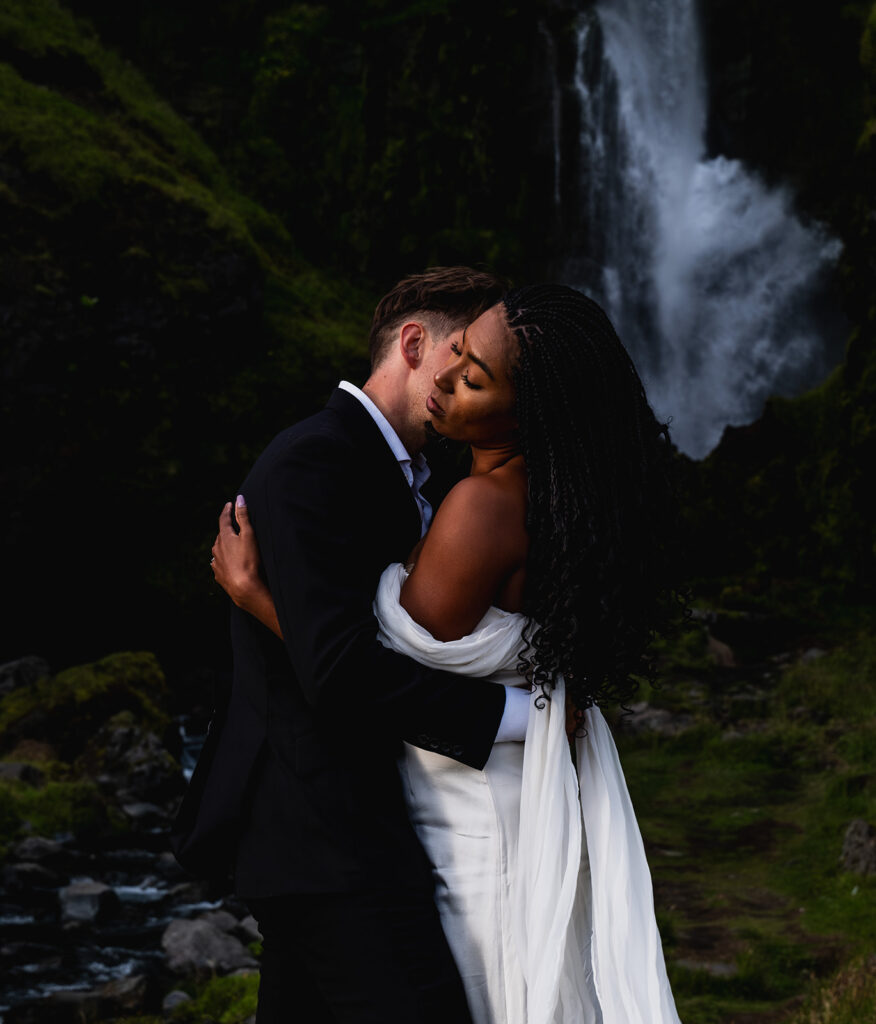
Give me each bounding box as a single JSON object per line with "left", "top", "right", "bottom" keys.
{"left": 0, "top": 0, "right": 373, "bottom": 670}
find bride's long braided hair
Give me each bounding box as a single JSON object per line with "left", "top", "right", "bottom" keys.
{"left": 503, "top": 284, "right": 681, "bottom": 715}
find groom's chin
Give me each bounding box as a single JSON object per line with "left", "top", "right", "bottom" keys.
{"left": 424, "top": 419, "right": 446, "bottom": 443}
{"left": 424, "top": 419, "right": 463, "bottom": 452}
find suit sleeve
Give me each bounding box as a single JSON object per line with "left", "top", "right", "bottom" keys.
{"left": 255, "top": 431, "right": 507, "bottom": 770}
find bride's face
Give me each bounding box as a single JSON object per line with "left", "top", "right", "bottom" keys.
{"left": 427, "top": 305, "right": 518, "bottom": 446}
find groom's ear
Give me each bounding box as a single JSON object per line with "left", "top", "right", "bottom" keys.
{"left": 398, "top": 321, "right": 426, "bottom": 369}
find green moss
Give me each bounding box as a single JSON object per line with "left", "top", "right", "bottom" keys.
{"left": 0, "top": 778, "right": 108, "bottom": 849}
{"left": 0, "top": 651, "right": 169, "bottom": 758}
{"left": 170, "top": 974, "right": 259, "bottom": 1024}
{"left": 1, "top": 0, "right": 227, "bottom": 188}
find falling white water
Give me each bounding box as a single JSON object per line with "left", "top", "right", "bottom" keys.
{"left": 565, "top": 0, "right": 842, "bottom": 457}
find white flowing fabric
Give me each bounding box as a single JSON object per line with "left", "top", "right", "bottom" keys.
{"left": 375, "top": 563, "right": 682, "bottom": 1024}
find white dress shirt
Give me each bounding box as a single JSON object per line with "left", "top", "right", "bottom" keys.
{"left": 338, "top": 381, "right": 529, "bottom": 742}
{"left": 339, "top": 380, "right": 432, "bottom": 536}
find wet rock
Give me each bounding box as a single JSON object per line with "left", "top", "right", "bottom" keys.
{"left": 162, "top": 917, "right": 258, "bottom": 978}
{"left": 621, "top": 703, "right": 694, "bottom": 737}
{"left": 163, "top": 989, "right": 193, "bottom": 1014}
{"left": 0, "top": 762, "right": 45, "bottom": 786}
{"left": 800, "top": 647, "right": 827, "bottom": 664}
{"left": 3, "top": 653, "right": 169, "bottom": 764}
{"left": 235, "top": 914, "right": 262, "bottom": 945}
{"left": 97, "top": 974, "right": 151, "bottom": 1016}
{"left": 121, "top": 801, "right": 168, "bottom": 828}
{"left": 13, "top": 836, "right": 64, "bottom": 863}
{"left": 156, "top": 850, "right": 187, "bottom": 881}
{"left": 841, "top": 819, "right": 876, "bottom": 876}
{"left": 2, "top": 861, "right": 68, "bottom": 891}
{"left": 58, "top": 880, "right": 120, "bottom": 923}
{"left": 167, "top": 879, "right": 213, "bottom": 904}
{"left": 97, "top": 717, "right": 184, "bottom": 804}
{"left": 0, "top": 656, "right": 50, "bottom": 696}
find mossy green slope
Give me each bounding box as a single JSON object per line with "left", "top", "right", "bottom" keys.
{"left": 0, "top": 0, "right": 372, "bottom": 668}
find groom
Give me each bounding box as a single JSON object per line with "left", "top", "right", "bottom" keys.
{"left": 172, "top": 267, "right": 530, "bottom": 1023}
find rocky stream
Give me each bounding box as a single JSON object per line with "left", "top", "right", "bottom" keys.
{"left": 0, "top": 654, "right": 258, "bottom": 1023}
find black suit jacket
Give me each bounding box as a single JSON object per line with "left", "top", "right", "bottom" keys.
{"left": 172, "top": 388, "right": 507, "bottom": 896}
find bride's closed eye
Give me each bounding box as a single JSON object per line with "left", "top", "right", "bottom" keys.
{"left": 450, "top": 340, "right": 462, "bottom": 355}
{"left": 461, "top": 373, "right": 481, "bottom": 390}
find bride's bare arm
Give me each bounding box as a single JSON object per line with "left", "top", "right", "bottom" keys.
{"left": 211, "top": 498, "right": 283, "bottom": 639}
{"left": 400, "top": 473, "right": 528, "bottom": 641}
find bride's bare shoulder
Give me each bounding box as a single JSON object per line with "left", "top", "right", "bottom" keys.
{"left": 399, "top": 459, "right": 528, "bottom": 641}
{"left": 439, "top": 458, "right": 527, "bottom": 523}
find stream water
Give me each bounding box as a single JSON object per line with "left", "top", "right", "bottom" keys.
{"left": 0, "top": 720, "right": 214, "bottom": 1021}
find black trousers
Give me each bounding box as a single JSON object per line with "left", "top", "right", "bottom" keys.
{"left": 247, "top": 887, "right": 474, "bottom": 1024}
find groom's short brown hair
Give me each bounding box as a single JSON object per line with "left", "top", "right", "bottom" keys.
{"left": 369, "top": 266, "right": 506, "bottom": 369}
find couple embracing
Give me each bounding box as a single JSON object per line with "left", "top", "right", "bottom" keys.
{"left": 172, "top": 267, "right": 684, "bottom": 1024}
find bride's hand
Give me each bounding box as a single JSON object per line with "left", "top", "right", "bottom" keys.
{"left": 211, "top": 496, "right": 264, "bottom": 608}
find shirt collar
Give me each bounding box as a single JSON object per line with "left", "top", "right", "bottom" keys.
{"left": 337, "top": 380, "right": 427, "bottom": 477}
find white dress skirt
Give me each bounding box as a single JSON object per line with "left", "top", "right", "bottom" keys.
{"left": 375, "top": 563, "right": 682, "bottom": 1024}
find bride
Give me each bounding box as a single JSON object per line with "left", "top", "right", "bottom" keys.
{"left": 212, "top": 284, "right": 683, "bottom": 1024}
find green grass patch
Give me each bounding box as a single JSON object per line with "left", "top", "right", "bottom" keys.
{"left": 621, "top": 628, "right": 876, "bottom": 1023}
{"left": 788, "top": 956, "right": 876, "bottom": 1024}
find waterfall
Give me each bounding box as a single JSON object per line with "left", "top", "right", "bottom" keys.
{"left": 563, "top": 0, "right": 842, "bottom": 458}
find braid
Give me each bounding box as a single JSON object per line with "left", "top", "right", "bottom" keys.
{"left": 503, "top": 285, "right": 681, "bottom": 715}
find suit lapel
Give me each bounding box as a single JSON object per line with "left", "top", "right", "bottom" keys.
{"left": 325, "top": 388, "right": 422, "bottom": 552}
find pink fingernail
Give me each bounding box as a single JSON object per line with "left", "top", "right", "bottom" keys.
{"left": 236, "top": 494, "right": 246, "bottom": 507}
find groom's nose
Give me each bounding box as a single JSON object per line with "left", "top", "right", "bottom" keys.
{"left": 434, "top": 363, "right": 453, "bottom": 391}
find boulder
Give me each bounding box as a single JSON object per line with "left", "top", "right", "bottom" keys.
{"left": 96, "top": 716, "right": 184, "bottom": 804}
{"left": 0, "top": 657, "right": 50, "bottom": 697}
{"left": 58, "top": 880, "right": 120, "bottom": 923}
{"left": 841, "top": 819, "right": 876, "bottom": 877}
{"left": 199, "top": 909, "right": 240, "bottom": 934}
{"left": 0, "top": 653, "right": 170, "bottom": 764}
{"left": 161, "top": 917, "right": 258, "bottom": 978}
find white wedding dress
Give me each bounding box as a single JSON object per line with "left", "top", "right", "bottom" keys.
{"left": 375, "top": 563, "right": 682, "bottom": 1024}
